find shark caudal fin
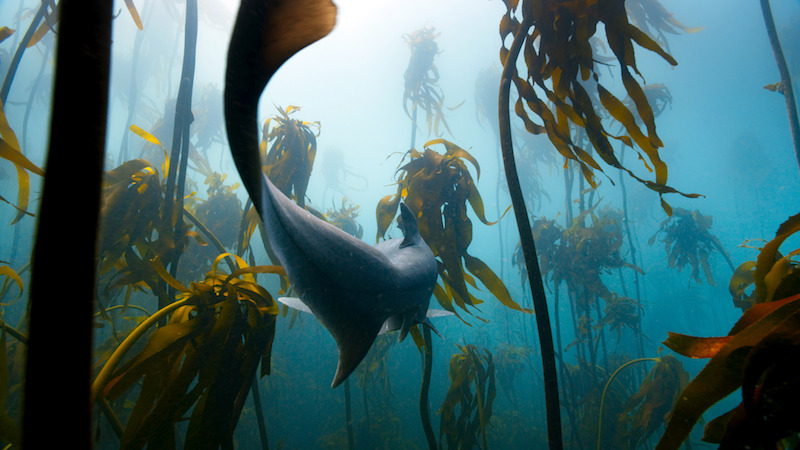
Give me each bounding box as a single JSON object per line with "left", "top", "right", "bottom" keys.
{"left": 331, "top": 319, "right": 383, "bottom": 388}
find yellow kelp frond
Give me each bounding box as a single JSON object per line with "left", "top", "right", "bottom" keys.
{"left": 0, "top": 27, "right": 13, "bottom": 44}
{"left": 0, "top": 99, "right": 43, "bottom": 224}
{"left": 260, "top": 105, "right": 319, "bottom": 207}
{"left": 124, "top": 0, "right": 143, "bottom": 30}
{"left": 93, "top": 253, "right": 281, "bottom": 448}
{"left": 377, "top": 139, "right": 523, "bottom": 317}
{"left": 439, "top": 344, "right": 496, "bottom": 449}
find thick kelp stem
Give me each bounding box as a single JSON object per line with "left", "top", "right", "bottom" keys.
{"left": 344, "top": 378, "right": 355, "bottom": 450}
{"left": 165, "top": 0, "right": 198, "bottom": 298}
{"left": 420, "top": 326, "right": 437, "bottom": 450}
{"left": 499, "top": 17, "right": 563, "bottom": 450}
{"left": 24, "top": 0, "right": 111, "bottom": 447}
{"left": 761, "top": 0, "right": 800, "bottom": 173}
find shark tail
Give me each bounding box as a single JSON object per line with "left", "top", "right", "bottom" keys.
{"left": 330, "top": 319, "right": 383, "bottom": 388}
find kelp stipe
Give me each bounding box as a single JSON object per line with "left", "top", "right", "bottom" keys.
{"left": 24, "top": 0, "right": 112, "bottom": 447}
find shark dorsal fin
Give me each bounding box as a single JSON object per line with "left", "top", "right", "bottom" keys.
{"left": 399, "top": 203, "right": 421, "bottom": 249}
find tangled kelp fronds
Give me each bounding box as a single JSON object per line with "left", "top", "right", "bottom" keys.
{"left": 648, "top": 207, "right": 734, "bottom": 286}
{"left": 325, "top": 198, "right": 363, "bottom": 239}
{"left": 658, "top": 212, "right": 800, "bottom": 449}
{"left": 376, "top": 139, "right": 523, "bottom": 317}
{"left": 499, "top": 0, "right": 700, "bottom": 214}
{"left": 260, "top": 105, "right": 320, "bottom": 208}
{"left": 92, "top": 254, "right": 282, "bottom": 449}
{"left": 439, "top": 344, "right": 496, "bottom": 449}
{"left": 615, "top": 355, "right": 688, "bottom": 449}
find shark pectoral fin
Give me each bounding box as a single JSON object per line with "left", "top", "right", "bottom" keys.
{"left": 277, "top": 296, "right": 314, "bottom": 315}
{"left": 331, "top": 319, "right": 383, "bottom": 388}
{"left": 426, "top": 308, "right": 455, "bottom": 318}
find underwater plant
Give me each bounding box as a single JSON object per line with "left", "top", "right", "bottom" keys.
{"left": 325, "top": 198, "right": 364, "bottom": 240}
{"left": 259, "top": 105, "right": 319, "bottom": 208}
{"left": 648, "top": 207, "right": 735, "bottom": 286}
{"left": 657, "top": 212, "right": 800, "bottom": 448}
{"left": 92, "top": 254, "right": 282, "bottom": 449}
{"left": 403, "top": 26, "right": 457, "bottom": 140}
{"left": 439, "top": 344, "right": 496, "bottom": 450}
{"left": 376, "top": 139, "right": 522, "bottom": 317}
{"left": 496, "top": 0, "right": 699, "bottom": 444}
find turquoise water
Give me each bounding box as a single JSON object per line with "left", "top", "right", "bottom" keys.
{"left": 1, "top": 0, "right": 800, "bottom": 448}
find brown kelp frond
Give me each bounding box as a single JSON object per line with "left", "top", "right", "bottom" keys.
{"left": 403, "top": 26, "right": 459, "bottom": 137}
{"left": 499, "top": 0, "right": 700, "bottom": 214}
{"left": 616, "top": 355, "right": 688, "bottom": 449}
{"left": 376, "top": 139, "right": 523, "bottom": 317}
{"left": 439, "top": 344, "right": 496, "bottom": 449}
{"left": 93, "top": 253, "right": 282, "bottom": 449}
{"left": 648, "top": 207, "right": 733, "bottom": 286}
{"left": 325, "top": 197, "right": 364, "bottom": 239}
{"left": 657, "top": 212, "right": 800, "bottom": 449}
{"left": 260, "top": 105, "right": 319, "bottom": 207}
{"left": 625, "top": 0, "right": 701, "bottom": 51}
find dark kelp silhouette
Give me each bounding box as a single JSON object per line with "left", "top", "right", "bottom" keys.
{"left": 24, "top": 1, "right": 111, "bottom": 447}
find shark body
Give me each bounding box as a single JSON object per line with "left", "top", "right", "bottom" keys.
{"left": 224, "top": 0, "right": 445, "bottom": 387}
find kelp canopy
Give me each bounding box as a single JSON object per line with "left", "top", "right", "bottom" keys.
{"left": 499, "top": 0, "right": 700, "bottom": 214}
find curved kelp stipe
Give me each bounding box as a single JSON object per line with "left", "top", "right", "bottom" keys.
{"left": 224, "top": 0, "right": 447, "bottom": 387}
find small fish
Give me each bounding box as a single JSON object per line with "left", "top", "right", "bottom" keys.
{"left": 224, "top": 0, "right": 449, "bottom": 387}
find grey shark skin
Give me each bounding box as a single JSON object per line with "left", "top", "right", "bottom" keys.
{"left": 261, "top": 173, "right": 439, "bottom": 387}
{"left": 224, "top": 0, "right": 443, "bottom": 387}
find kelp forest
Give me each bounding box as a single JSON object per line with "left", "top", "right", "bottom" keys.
{"left": 0, "top": 0, "right": 799, "bottom": 449}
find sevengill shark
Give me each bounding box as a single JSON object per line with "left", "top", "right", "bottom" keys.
{"left": 224, "top": 0, "right": 449, "bottom": 388}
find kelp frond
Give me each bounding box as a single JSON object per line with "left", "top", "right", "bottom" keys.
{"left": 376, "top": 139, "right": 523, "bottom": 317}
{"left": 499, "top": 0, "right": 700, "bottom": 214}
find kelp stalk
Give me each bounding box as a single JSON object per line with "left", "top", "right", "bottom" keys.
{"left": 420, "top": 326, "right": 437, "bottom": 449}
{"left": 499, "top": 16, "right": 563, "bottom": 449}
{"left": 596, "top": 357, "right": 660, "bottom": 450}
{"left": 760, "top": 0, "right": 800, "bottom": 173}
{"left": 0, "top": 2, "right": 45, "bottom": 103}
{"left": 24, "top": 0, "right": 111, "bottom": 447}
{"left": 251, "top": 377, "right": 270, "bottom": 450}
{"left": 164, "top": 0, "right": 198, "bottom": 298}
{"left": 344, "top": 378, "right": 355, "bottom": 450}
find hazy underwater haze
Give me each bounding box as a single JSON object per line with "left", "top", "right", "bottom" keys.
{"left": 1, "top": 0, "right": 800, "bottom": 448}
